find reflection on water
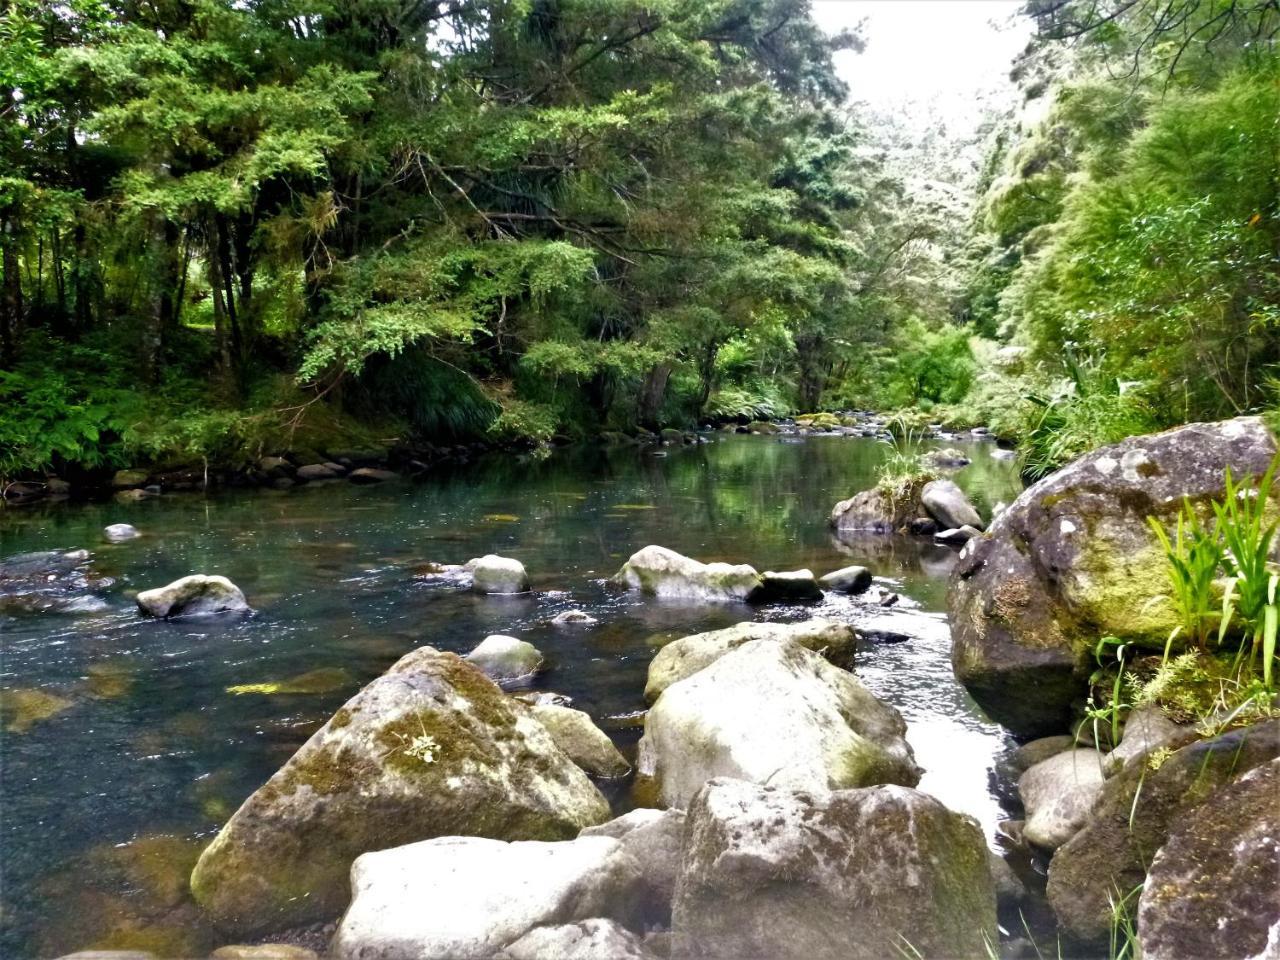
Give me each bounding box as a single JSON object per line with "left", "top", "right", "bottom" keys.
{"left": 0, "top": 434, "right": 1024, "bottom": 956}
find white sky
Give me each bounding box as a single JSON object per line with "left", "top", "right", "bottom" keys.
{"left": 812, "top": 1, "right": 1034, "bottom": 131}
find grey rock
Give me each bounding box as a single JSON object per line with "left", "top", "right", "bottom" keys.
{"left": 1047, "top": 719, "right": 1280, "bottom": 943}
{"left": 580, "top": 808, "right": 686, "bottom": 923}
{"left": 530, "top": 704, "right": 629, "bottom": 778}
{"left": 637, "top": 638, "right": 918, "bottom": 808}
{"left": 348, "top": 467, "right": 399, "bottom": 484}
{"left": 754, "top": 569, "right": 823, "bottom": 603}
{"left": 103, "top": 523, "right": 140, "bottom": 543}
{"left": 612, "top": 545, "right": 762, "bottom": 603}
{"left": 295, "top": 463, "right": 340, "bottom": 481}
{"left": 190, "top": 647, "right": 609, "bottom": 934}
{"left": 1137, "top": 758, "right": 1280, "bottom": 960}
{"left": 1103, "top": 705, "right": 1194, "bottom": 776}
{"left": 1018, "top": 749, "right": 1106, "bottom": 850}
{"left": 818, "top": 565, "right": 873, "bottom": 594}
{"left": 499, "top": 920, "right": 653, "bottom": 960}
{"left": 1003, "top": 735, "right": 1075, "bottom": 778}
{"left": 549, "top": 609, "right": 598, "bottom": 626}
{"left": 466, "top": 634, "right": 543, "bottom": 683}
{"left": 949, "top": 416, "right": 1277, "bottom": 737}
{"left": 135, "top": 575, "right": 249, "bottom": 619}
{"left": 921, "top": 479, "right": 983, "bottom": 530}
{"left": 934, "top": 524, "right": 981, "bottom": 545}
{"left": 672, "top": 778, "right": 996, "bottom": 960}
{"left": 644, "top": 618, "right": 856, "bottom": 703}
{"left": 469, "top": 555, "right": 531, "bottom": 594}
{"left": 330, "top": 835, "right": 644, "bottom": 960}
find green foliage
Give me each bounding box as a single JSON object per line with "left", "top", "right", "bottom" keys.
{"left": 1146, "top": 500, "right": 1222, "bottom": 650}
{"left": 1214, "top": 462, "right": 1280, "bottom": 686}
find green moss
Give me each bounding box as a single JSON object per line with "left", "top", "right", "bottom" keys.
{"left": 0, "top": 687, "right": 75, "bottom": 733}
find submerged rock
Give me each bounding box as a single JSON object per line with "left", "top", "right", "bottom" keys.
{"left": 949, "top": 416, "right": 1278, "bottom": 737}
{"left": 348, "top": 467, "right": 399, "bottom": 484}
{"left": 0, "top": 687, "right": 75, "bottom": 733}
{"left": 1136, "top": 758, "right": 1280, "bottom": 960}
{"left": 469, "top": 555, "right": 531, "bottom": 595}
{"left": 612, "top": 545, "right": 762, "bottom": 602}
{"left": 1046, "top": 719, "right": 1280, "bottom": 943}
{"left": 818, "top": 564, "right": 872, "bottom": 594}
{"left": 637, "top": 638, "right": 918, "bottom": 808}
{"left": 549, "top": 609, "right": 598, "bottom": 626}
{"left": 136, "top": 575, "right": 250, "bottom": 619}
{"left": 0, "top": 548, "right": 111, "bottom": 616}
{"left": 1018, "top": 749, "right": 1106, "bottom": 850}
{"left": 466, "top": 634, "right": 543, "bottom": 683}
{"left": 529, "top": 704, "right": 629, "bottom": 778}
{"left": 224, "top": 667, "right": 352, "bottom": 697}
{"left": 104, "top": 523, "right": 140, "bottom": 543}
{"left": 329, "top": 835, "right": 645, "bottom": 960}
{"left": 672, "top": 778, "right": 996, "bottom": 960}
{"left": 644, "top": 618, "right": 856, "bottom": 703}
{"left": 189, "top": 646, "right": 609, "bottom": 934}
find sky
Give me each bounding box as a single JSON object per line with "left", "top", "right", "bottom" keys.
{"left": 811, "top": 1, "right": 1034, "bottom": 132}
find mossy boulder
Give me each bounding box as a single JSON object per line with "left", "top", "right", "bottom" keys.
{"left": 948, "top": 416, "right": 1278, "bottom": 737}
{"left": 529, "top": 703, "right": 630, "bottom": 778}
{"left": 189, "top": 646, "right": 610, "bottom": 935}
{"left": 746, "top": 421, "right": 779, "bottom": 435}
{"left": 829, "top": 477, "right": 931, "bottom": 536}
{"left": 136, "top": 575, "right": 250, "bottom": 619}
{"left": 636, "top": 638, "right": 918, "bottom": 808}
{"left": 1045, "top": 719, "right": 1280, "bottom": 944}
{"left": 466, "top": 634, "right": 543, "bottom": 683}
{"left": 672, "top": 778, "right": 996, "bottom": 960}
{"left": 612, "top": 545, "right": 763, "bottom": 602}
{"left": 1136, "top": 757, "right": 1280, "bottom": 960}
{"left": 644, "top": 618, "right": 856, "bottom": 703}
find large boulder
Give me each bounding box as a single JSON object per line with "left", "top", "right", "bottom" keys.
{"left": 330, "top": 835, "right": 645, "bottom": 960}
{"left": 829, "top": 484, "right": 925, "bottom": 535}
{"left": 469, "top": 555, "right": 531, "bottom": 594}
{"left": 636, "top": 638, "right": 919, "bottom": 808}
{"left": 529, "top": 704, "right": 630, "bottom": 778}
{"left": 1018, "top": 749, "right": 1106, "bottom": 850}
{"left": 755, "top": 569, "right": 823, "bottom": 603}
{"left": 612, "top": 545, "right": 762, "bottom": 602}
{"left": 1046, "top": 719, "right": 1280, "bottom": 943}
{"left": 644, "top": 618, "right": 856, "bottom": 703}
{"left": 190, "top": 647, "right": 609, "bottom": 934}
{"left": 949, "top": 417, "right": 1278, "bottom": 737}
{"left": 466, "top": 634, "right": 543, "bottom": 682}
{"left": 579, "top": 808, "right": 685, "bottom": 924}
{"left": 818, "top": 565, "right": 872, "bottom": 594}
{"left": 921, "top": 479, "right": 983, "bottom": 530}
{"left": 1137, "top": 758, "right": 1280, "bottom": 960}
{"left": 136, "top": 575, "right": 250, "bottom": 619}
{"left": 672, "top": 778, "right": 996, "bottom": 960}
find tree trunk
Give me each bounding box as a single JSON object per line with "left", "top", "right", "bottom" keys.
{"left": 1, "top": 214, "right": 23, "bottom": 366}
{"left": 637, "top": 362, "right": 672, "bottom": 428}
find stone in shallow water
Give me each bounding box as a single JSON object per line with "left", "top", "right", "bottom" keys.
{"left": 466, "top": 634, "right": 544, "bottom": 682}
{"left": 612, "top": 545, "right": 762, "bottom": 602}
{"left": 0, "top": 687, "right": 75, "bottom": 733}
{"left": 224, "top": 667, "right": 352, "bottom": 697}
{"left": 637, "top": 637, "right": 918, "bottom": 808}
{"left": 818, "top": 564, "right": 872, "bottom": 594}
{"left": 672, "top": 778, "right": 997, "bottom": 960}
{"left": 103, "top": 523, "right": 140, "bottom": 543}
{"left": 1018, "top": 749, "right": 1106, "bottom": 850}
{"left": 135, "top": 574, "right": 250, "bottom": 619}
{"left": 189, "top": 646, "right": 609, "bottom": 935}
{"left": 755, "top": 569, "right": 823, "bottom": 603}
{"left": 468, "top": 554, "right": 531, "bottom": 594}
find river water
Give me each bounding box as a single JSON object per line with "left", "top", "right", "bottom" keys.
{"left": 1, "top": 433, "right": 1028, "bottom": 957}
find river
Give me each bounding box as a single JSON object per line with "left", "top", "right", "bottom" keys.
{"left": 1, "top": 432, "right": 1028, "bottom": 957}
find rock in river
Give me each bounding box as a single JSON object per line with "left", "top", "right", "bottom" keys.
{"left": 818, "top": 564, "right": 872, "bottom": 594}
{"left": 1046, "top": 719, "right": 1280, "bottom": 944}
{"left": 644, "top": 618, "right": 856, "bottom": 703}
{"left": 468, "top": 554, "right": 531, "bottom": 594}
{"left": 529, "top": 703, "right": 630, "bottom": 778}
{"left": 612, "top": 545, "right": 762, "bottom": 602}
{"left": 672, "top": 778, "right": 996, "bottom": 960}
{"left": 190, "top": 646, "right": 609, "bottom": 935}
{"left": 754, "top": 569, "right": 823, "bottom": 603}
{"left": 1136, "top": 757, "right": 1280, "bottom": 960}
{"left": 637, "top": 637, "right": 918, "bottom": 808}
{"left": 466, "top": 634, "right": 543, "bottom": 683}
{"left": 921, "top": 479, "right": 983, "bottom": 530}
{"left": 949, "top": 416, "right": 1278, "bottom": 736}
{"left": 1018, "top": 749, "right": 1105, "bottom": 850}
{"left": 104, "top": 523, "right": 140, "bottom": 543}
{"left": 136, "top": 574, "right": 250, "bottom": 619}
{"left": 329, "top": 835, "right": 644, "bottom": 960}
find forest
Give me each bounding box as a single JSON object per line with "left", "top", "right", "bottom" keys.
{"left": 1, "top": 0, "right": 1278, "bottom": 482}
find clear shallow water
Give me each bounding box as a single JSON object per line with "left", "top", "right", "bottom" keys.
{"left": 1, "top": 434, "right": 1026, "bottom": 956}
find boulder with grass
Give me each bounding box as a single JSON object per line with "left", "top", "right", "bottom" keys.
{"left": 948, "top": 416, "right": 1278, "bottom": 737}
